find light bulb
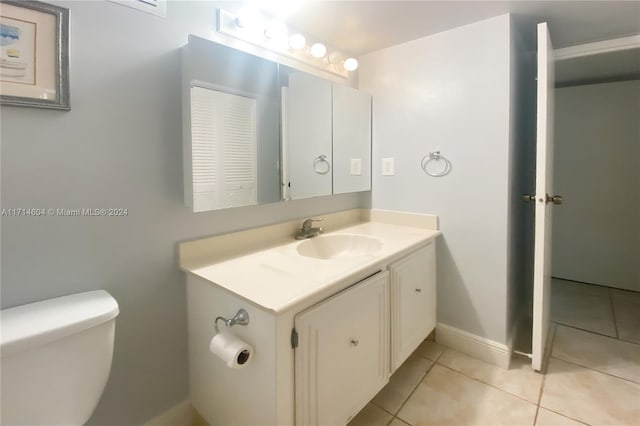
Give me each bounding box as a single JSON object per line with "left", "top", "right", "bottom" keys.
{"left": 310, "top": 43, "right": 327, "bottom": 58}
{"left": 264, "top": 20, "right": 287, "bottom": 40}
{"left": 289, "top": 33, "right": 306, "bottom": 50}
{"left": 343, "top": 57, "right": 359, "bottom": 71}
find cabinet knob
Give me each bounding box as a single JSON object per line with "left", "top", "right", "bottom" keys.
{"left": 350, "top": 339, "right": 359, "bottom": 347}
{"left": 415, "top": 288, "right": 422, "bottom": 293}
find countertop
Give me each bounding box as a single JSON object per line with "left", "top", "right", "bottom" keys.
{"left": 182, "top": 220, "right": 441, "bottom": 313}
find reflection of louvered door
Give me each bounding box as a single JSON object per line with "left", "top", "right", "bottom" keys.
{"left": 190, "top": 86, "right": 257, "bottom": 212}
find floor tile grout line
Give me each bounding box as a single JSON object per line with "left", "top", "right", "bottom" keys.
{"left": 374, "top": 345, "right": 445, "bottom": 422}
{"left": 533, "top": 359, "right": 549, "bottom": 426}
{"left": 608, "top": 286, "right": 620, "bottom": 339}
{"left": 434, "top": 363, "right": 540, "bottom": 407}
{"left": 553, "top": 320, "right": 640, "bottom": 346}
{"left": 542, "top": 322, "right": 558, "bottom": 374}
{"left": 392, "top": 357, "right": 439, "bottom": 422}
{"left": 548, "top": 354, "right": 640, "bottom": 385}
{"left": 388, "top": 415, "right": 409, "bottom": 426}
{"left": 534, "top": 323, "right": 559, "bottom": 425}
{"left": 551, "top": 276, "right": 622, "bottom": 291}
{"left": 540, "top": 406, "right": 592, "bottom": 425}
{"left": 371, "top": 401, "right": 396, "bottom": 418}
{"left": 617, "top": 336, "right": 640, "bottom": 345}
{"left": 551, "top": 318, "right": 640, "bottom": 384}
{"left": 552, "top": 320, "right": 618, "bottom": 340}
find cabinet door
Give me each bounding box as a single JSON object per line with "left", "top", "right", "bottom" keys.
{"left": 295, "top": 272, "right": 390, "bottom": 426}
{"left": 285, "top": 71, "right": 332, "bottom": 200}
{"left": 390, "top": 243, "right": 436, "bottom": 371}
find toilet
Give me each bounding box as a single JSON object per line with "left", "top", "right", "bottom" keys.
{"left": 1, "top": 290, "right": 119, "bottom": 425}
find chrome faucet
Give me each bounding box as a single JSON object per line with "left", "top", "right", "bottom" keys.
{"left": 295, "top": 217, "right": 324, "bottom": 240}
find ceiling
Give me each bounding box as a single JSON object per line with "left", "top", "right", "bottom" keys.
{"left": 274, "top": 1, "right": 640, "bottom": 56}
{"left": 556, "top": 47, "right": 640, "bottom": 85}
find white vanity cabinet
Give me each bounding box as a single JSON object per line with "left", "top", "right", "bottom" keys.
{"left": 181, "top": 216, "right": 441, "bottom": 426}
{"left": 389, "top": 242, "right": 437, "bottom": 370}
{"left": 294, "top": 272, "right": 390, "bottom": 426}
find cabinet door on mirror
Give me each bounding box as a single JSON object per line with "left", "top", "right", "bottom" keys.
{"left": 333, "top": 84, "right": 372, "bottom": 194}
{"left": 295, "top": 272, "right": 390, "bottom": 426}
{"left": 390, "top": 242, "right": 436, "bottom": 371}
{"left": 281, "top": 68, "right": 332, "bottom": 200}
{"left": 183, "top": 36, "right": 281, "bottom": 212}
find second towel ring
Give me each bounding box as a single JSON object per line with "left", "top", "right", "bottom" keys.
{"left": 313, "top": 155, "right": 331, "bottom": 175}
{"left": 421, "top": 151, "right": 452, "bottom": 177}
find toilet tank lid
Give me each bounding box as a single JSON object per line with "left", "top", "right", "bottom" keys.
{"left": 1, "top": 290, "right": 119, "bottom": 357}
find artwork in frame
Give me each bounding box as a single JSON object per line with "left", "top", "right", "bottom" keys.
{"left": 0, "top": 0, "right": 69, "bottom": 110}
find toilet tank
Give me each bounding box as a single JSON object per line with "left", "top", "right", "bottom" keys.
{"left": 1, "top": 290, "right": 119, "bottom": 426}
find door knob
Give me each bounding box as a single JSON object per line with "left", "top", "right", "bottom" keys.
{"left": 546, "top": 194, "right": 563, "bottom": 205}
{"left": 522, "top": 194, "right": 535, "bottom": 202}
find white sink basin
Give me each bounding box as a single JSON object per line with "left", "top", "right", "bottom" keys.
{"left": 296, "top": 234, "right": 383, "bottom": 260}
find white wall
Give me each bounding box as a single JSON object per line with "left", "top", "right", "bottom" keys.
{"left": 552, "top": 80, "right": 640, "bottom": 291}
{"left": 0, "top": 2, "right": 367, "bottom": 425}
{"left": 360, "top": 15, "right": 514, "bottom": 344}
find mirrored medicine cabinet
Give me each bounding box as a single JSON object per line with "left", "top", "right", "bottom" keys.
{"left": 182, "top": 35, "right": 371, "bottom": 213}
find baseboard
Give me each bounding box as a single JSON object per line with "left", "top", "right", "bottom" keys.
{"left": 143, "top": 400, "right": 193, "bottom": 426}
{"left": 436, "top": 323, "right": 512, "bottom": 369}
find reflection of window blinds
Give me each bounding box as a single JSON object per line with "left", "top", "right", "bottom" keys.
{"left": 190, "top": 86, "right": 257, "bottom": 212}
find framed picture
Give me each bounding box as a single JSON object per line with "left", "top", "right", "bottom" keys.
{"left": 0, "top": 0, "right": 69, "bottom": 110}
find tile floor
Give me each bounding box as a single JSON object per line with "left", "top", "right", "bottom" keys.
{"left": 349, "top": 279, "right": 640, "bottom": 426}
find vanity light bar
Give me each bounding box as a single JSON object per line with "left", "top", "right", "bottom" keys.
{"left": 217, "top": 8, "right": 357, "bottom": 78}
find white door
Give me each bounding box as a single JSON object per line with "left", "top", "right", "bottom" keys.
{"left": 531, "top": 22, "right": 558, "bottom": 372}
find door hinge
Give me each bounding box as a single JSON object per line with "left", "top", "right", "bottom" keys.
{"left": 291, "top": 328, "right": 298, "bottom": 348}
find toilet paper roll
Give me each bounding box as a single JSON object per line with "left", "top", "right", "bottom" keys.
{"left": 209, "top": 332, "right": 253, "bottom": 369}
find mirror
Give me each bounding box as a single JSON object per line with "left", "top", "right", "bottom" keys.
{"left": 182, "top": 35, "right": 280, "bottom": 212}
{"left": 280, "top": 65, "right": 372, "bottom": 200}
{"left": 182, "top": 36, "right": 371, "bottom": 212}
{"left": 331, "top": 83, "right": 372, "bottom": 195}
{"left": 280, "top": 66, "right": 333, "bottom": 200}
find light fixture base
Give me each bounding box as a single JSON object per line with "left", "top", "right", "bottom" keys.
{"left": 217, "top": 8, "right": 350, "bottom": 78}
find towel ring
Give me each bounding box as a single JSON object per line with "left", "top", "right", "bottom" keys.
{"left": 313, "top": 155, "right": 331, "bottom": 175}
{"left": 421, "top": 151, "right": 452, "bottom": 177}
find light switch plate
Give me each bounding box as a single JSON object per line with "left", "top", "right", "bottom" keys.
{"left": 350, "top": 158, "right": 362, "bottom": 176}
{"left": 382, "top": 157, "right": 395, "bottom": 176}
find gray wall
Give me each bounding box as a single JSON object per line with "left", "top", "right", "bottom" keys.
{"left": 0, "top": 2, "right": 367, "bottom": 424}
{"left": 552, "top": 80, "right": 640, "bottom": 291}
{"left": 360, "top": 15, "right": 515, "bottom": 344}
{"left": 506, "top": 17, "right": 536, "bottom": 347}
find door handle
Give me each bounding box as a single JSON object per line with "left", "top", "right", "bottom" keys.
{"left": 523, "top": 194, "right": 563, "bottom": 204}
{"left": 546, "top": 194, "right": 563, "bottom": 205}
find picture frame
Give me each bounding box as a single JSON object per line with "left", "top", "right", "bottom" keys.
{"left": 0, "top": 0, "right": 69, "bottom": 110}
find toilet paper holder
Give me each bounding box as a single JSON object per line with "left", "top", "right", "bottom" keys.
{"left": 214, "top": 309, "right": 250, "bottom": 333}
